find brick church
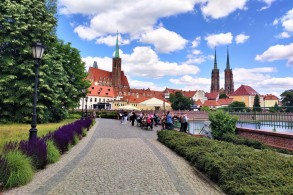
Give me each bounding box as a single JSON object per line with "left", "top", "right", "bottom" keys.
{"left": 210, "top": 48, "right": 234, "bottom": 95}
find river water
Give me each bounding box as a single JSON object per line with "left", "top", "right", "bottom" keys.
{"left": 188, "top": 121, "right": 293, "bottom": 135}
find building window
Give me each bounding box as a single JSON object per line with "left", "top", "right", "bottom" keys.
{"left": 98, "top": 92, "right": 100, "bottom": 95}
{"left": 95, "top": 98, "right": 97, "bottom": 102}
{"left": 106, "top": 93, "right": 108, "bottom": 95}
{"left": 90, "top": 98, "right": 92, "bottom": 102}
{"left": 108, "top": 88, "right": 110, "bottom": 91}
{"left": 99, "top": 98, "right": 101, "bottom": 102}
{"left": 91, "top": 87, "right": 94, "bottom": 89}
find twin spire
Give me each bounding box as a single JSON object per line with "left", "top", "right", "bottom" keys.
{"left": 213, "top": 47, "right": 230, "bottom": 70}
{"left": 115, "top": 31, "right": 120, "bottom": 58}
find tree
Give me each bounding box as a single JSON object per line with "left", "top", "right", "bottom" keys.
{"left": 0, "top": 0, "right": 89, "bottom": 123}
{"left": 219, "top": 93, "right": 228, "bottom": 99}
{"left": 200, "top": 106, "right": 210, "bottom": 111}
{"left": 209, "top": 110, "right": 238, "bottom": 139}
{"left": 169, "top": 92, "right": 193, "bottom": 110}
{"left": 253, "top": 95, "right": 261, "bottom": 112}
{"left": 280, "top": 89, "right": 293, "bottom": 112}
{"left": 228, "top": 101, "right": 246, "bottom": 112}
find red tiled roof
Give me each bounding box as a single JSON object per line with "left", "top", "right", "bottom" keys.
{"left": 195, "top": 99, "right": 203, "bottom": 106}
{"left": 229, "top": 85, "right": 259, "bottom": 96}
{"left": 205, "top": 92, "right": 219, "bottom": 100}
{"left": 264, "top": 94, "right": 279, "bottom": 100}
{"left": 218, "top": 98, "right": 233, "bottom": 105}
{"left": 203, "top": 100, "right": 221, "bottom": 107}
{"left": 88, "top": 67, "right": 130, "bottom": 88}
{"left": 88, "top": 85, "right": 114, "bottom": 97}
{"left": 182, "top": 90, "right": 197, "bottom": 98}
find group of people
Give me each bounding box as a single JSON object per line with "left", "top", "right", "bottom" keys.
{"left": 118, "top": 110, "right": 189, "bottom": 132}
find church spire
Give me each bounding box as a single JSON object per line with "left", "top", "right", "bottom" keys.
{"left": 214, "top": 47, "right": 217, "bottom": 69}
{"left": 115, "top": 31, "right": 119, "bottom": 58}
{"left": 226, "top": 46, "right": 230, "bottom": 69}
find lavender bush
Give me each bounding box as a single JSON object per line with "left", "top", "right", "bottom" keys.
{"left": 19, "top": 138, "right": 47, "bottom": 169}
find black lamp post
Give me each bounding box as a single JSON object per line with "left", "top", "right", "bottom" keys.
{"left": 163, "top": 92, "right": 169, "bottom": 114}
{"left": 81, "top": 89, "right": 85, "bottom": 119}
{"left": 85, "top": 96, "right": 88, "bottom": 118}
{"left": 29, "top": 42, "right": 45, "bottom": 140}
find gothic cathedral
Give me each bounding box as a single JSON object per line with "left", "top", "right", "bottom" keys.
{"left": 210, "top": 48, "right": 234, "bottom": 95}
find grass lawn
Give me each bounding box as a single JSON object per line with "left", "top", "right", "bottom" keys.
{"left": 0, "top": 119, "right": 77, "bottom": 153}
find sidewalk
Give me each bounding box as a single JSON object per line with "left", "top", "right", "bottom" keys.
{"left": 5, "top": 119, "right": 224, "bottom": 195}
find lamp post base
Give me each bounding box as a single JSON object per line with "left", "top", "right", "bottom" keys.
{"left": 29, "top": 127, "right": 37, "bottom": 140}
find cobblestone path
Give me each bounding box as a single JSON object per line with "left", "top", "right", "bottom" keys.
{"left": 5, "top": 119, "right": 224, "bottom": 195}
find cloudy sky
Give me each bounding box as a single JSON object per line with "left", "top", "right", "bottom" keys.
{"left": 57, "top": 0, "right": 293, "bottom": 96}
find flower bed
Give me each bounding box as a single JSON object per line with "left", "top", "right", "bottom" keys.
{"left": 0, "top": 118, "right": 94, "bottom": 189}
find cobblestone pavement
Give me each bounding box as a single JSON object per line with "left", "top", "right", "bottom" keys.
{"left": 5, "top": 119, "right": 224, "bottom": 195}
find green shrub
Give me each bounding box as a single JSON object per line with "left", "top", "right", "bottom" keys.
{"left": 157, "top": 130, "right": 293, "bottom": 195}
{"left": 221, "top": 133, "right": 266, "bottom": 149}
{"left": 209, "top": 110, "right": 238, "bottom": 139}
{"left": 72, "top": 134, "right": 79, "bottom": 145}
{"left": 4, "top": 151, "right": 34, "bottom": 189}
{"left": 82, "top": 128, "right": 87, "bottom": 137}
{"left": 46, "top": 140, "right": 61, "bottom": 164}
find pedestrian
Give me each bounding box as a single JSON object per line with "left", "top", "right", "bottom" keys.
{"left": 122, "top": 111, "right": 128, "bottom": 124}
{"left": 119, "top": 110, "right": 124, "bottom": 124}
{"left": 130, "top": 110, "right": 136, "bottom": 126}
{"left": 183, "top": 113, "right": 189, "bottom": 133}
{"left": 165, "top": 111, "right": 173, "bottom": 130}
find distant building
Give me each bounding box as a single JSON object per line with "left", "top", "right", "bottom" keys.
{"left": 264, "top": 94, "right": 279, "bottom": 107}
{"left": 211, "top": 48, "right": 220, "bottom": 93}
{"left": 229, "top": 85, "right": 264, "bottom": 107}
{"left": 224, "top": 48, "right": 234, "bottom": 95}
{"left": 210, "top": 47, "right": 234, "bottom": 95}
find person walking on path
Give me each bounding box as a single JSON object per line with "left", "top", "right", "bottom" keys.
{"left": 165, "top": 111, "right": 173, "bottom": 130}
{"left": 182, "top": 113, "right": 189, "bottom": 133}
{"left": 122, "top": 111, "right": 128, "bottom": 124}
{"left": 130, "top": 110, "right": 137, "bottom": 126}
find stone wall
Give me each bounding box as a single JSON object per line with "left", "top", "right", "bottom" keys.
{"left": 236, "top": 127, "right": 293, "bottom": 151}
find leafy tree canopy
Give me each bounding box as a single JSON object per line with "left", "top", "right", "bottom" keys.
{"left": 0, "top": 0, "right": 89, "bottom": 123}
{"left": 228, "top": 101, "right": 246, "bottom": 112}
{"left": 253, "top": 94, "right": 261, "bottom": 112}
{"left": 169, "top": 92, "right": 193, "bottom": 110}
{"left": 280, "top": 89, "right": 293, "bottom": 112}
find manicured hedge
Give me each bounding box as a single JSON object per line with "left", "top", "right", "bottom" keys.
{"left": 0, "top": 118, "right": 95, "bottom": 189}
{"left": 158, "top": 130, "right": 293, "bottom": 195}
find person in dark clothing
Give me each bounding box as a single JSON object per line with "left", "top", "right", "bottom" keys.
{"left": 130, "top": 110, "right": 137, "bottom": 126}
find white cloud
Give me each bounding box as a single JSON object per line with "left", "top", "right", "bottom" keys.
{"left": 169, "top": 75, "right": 211, "bottom": 91}
{"left": 235, "top": 33, "right": 250, "bottom": 44}
{"left": 276, "top": 32, "right": 290, "bottom": 39}
{"left": 231, "top": 67, "right": 293, "bottom": 95}
{"left": 83, "top": 46, "right": 200, "bottom": 78}
{"left": 204, "top": 32, "right": 233, "bottom": 48}
{"left": 255, "top": 43, "right": 293, "bottom": 66}
{"left": 281, "top": 9, "right": 293, "bottom": 32}
{"left": 192, "top": 49, "right": 202, "bottom": 55}
{"left": 258, "top": 0, "right": 276, "bottom": 11}
{"left": 191, "top": 36, "right": 201, "bottom": 48}
{"left": 96, "top": 34, "right": 130, "bottom": 46}
{"left": 273, "top": 18, "right": 278, "bottom": 25}
{"left": 199, "top": 0, "right": 248, "bottom": 19}
{"left": 128, "top": 79, "right": 164, "bottom": 90}
{"left": 139, "top": 27, "right": 187, "bottom": 53}
{"left": 59, "top": 0, "right": 196, "bottom": 40}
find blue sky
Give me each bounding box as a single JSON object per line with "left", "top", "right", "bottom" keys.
{"left": 57, "top": 0, "right": 293, "bottom": 96}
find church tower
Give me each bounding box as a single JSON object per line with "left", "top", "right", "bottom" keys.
{"left": 211, "top": 48, "right": 220, "bottom": 93}
{"left": 112, "top": 32, "right": 122, "bottom": 88}
{"left": 224, "top": 47, "right": 234, "bottom": 95}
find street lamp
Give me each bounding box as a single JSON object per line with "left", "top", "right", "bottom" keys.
{"left": 29, "top": 42, "right": 45, "bottom": 140}
{"left": 81, "top": 89, "right": 86, "bottom": 119}
{"left": 85, "top": 96, "right": 88, "bottom": 118}
{"left": 163, "top": 92, "right": 169, "bottom": 114}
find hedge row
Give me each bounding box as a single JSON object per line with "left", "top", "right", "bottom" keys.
{"left": 0, "top": 118, "right": 94, "bottom": 189}
{"left": 157, "top": 130, "right": 293, "bottom": 195}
